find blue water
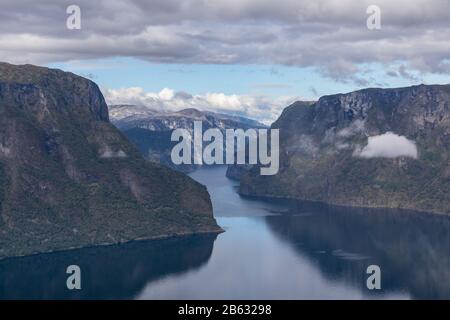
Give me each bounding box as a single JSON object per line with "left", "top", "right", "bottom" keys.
{"left": 136, "top": 166, "right": 450, "bottom": 299}
{"left": 1, "top": 166, "right": 449, "bottom": 299}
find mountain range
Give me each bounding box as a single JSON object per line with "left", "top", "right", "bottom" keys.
{"left": 109, "top": 104, "right": 266, "bottom": 172}
{"left": 239, "top": 85, "right": 450, "bottom": 215}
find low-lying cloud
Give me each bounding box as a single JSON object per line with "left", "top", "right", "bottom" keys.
{"left": 103, "top": 87, "right": 298, "bottom": 124}
{"left": 99, "top": 146, "right": 127, "bottom": 158}
{"left": 354, "top": 132, "right": 418, "bottom": 159}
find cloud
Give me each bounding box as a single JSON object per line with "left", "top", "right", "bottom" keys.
{"left": 99, "top": 146, "right": 127, "bottom": 158}
{"left": 398, "top": 65, "right": 420, "bottom": 82}
{"left": 1, "top": 1, "right": 450, "bottom": 84}
{"left": 354, "top": 132, "right": 418, "bottom": 159}
{"left": 386, "top": 70, "right": 399, "bottom": 77}
{"left": 309, "top": 86, "right": 318, "bottom": 96}
{"left": 102, "top": 87, "right": 298, "bottom": 124}
{"left": 337, "top": 119, "right": 366, "bottom": 138}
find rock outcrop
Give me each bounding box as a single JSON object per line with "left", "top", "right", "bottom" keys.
{"left": 0, "top": 62, "right": 222, "bottom": 259}
{"left": 109, "top": 104, "right": 266, "bottom": 172}
{"left": 240, "top": 85, "right": 450, "bottom": 215}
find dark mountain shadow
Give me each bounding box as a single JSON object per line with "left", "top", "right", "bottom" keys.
{"left": 0, "top": 234, "right": 217, "bottom": 300}
{"left": 265, "top": 201, "right": 450, "bottom": 299}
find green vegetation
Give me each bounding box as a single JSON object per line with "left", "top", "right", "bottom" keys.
{"left": 0, "top": 62, "right": 221, "bottom": 259}
{"left": 240, "top": 85, "right": 450, "bottom": 215}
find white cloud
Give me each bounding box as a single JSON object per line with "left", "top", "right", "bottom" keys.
{"left": 102, "top": 87, "right": 298, "bottom": 124}
{"left": 1, "top": 1, "right": 450, "bottom": 83}
{"left": 99, "top": 146, "right": 127, "bottom": 158}
{"left": 337, "top": 119, "right": 366, "bottom": 137}
{"left": 354, "top": 132, "right": 418, "bottom": 159}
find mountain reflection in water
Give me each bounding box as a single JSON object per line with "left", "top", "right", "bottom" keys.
{"left": 265, "top": 201, "right": 450, "bottom": 300}
{"left": 0, "top": 166, "right": 449, "bottom": 299}
{"left": 0, "top": 235, "right": 216, "bottom": 299}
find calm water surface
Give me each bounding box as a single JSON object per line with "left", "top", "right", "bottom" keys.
{"left": 1, "top": 166, "right": 449, "bottom": 299}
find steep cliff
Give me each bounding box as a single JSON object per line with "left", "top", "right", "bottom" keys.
{"left": 240, "top": 85, "right": 450, "bottom": 215}
{"left": 109, "top": 104, "right": 266, "bottom": 172}
{"left": 0, "top": 62, "right": 221, "bottom": 259}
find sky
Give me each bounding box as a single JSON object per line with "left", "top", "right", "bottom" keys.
{"left": 1, "top": 0, "right": 450, "bottom": 124}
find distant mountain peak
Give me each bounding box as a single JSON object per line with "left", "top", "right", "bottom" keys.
{"left": 174, "top": 108, "right": 204, "bottom": 117}
{"left": 108, "top": 104, "right": 266, "bottom": 130}
{"left": 108, "top": 104, "right": 266, "bottom": 173}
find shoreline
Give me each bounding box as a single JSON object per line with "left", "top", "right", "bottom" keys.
{"left": 238, "top": 190, "right": 449, "bottom": 217}
{"left": 0, "top": 227, "right": 224, "bottom": 262}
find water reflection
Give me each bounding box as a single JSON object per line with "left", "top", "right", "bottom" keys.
{"left": 138, "top": 216, "right": 404, "bottom": 300}
{"left": 265, "top": 201, "right": 450, "bottom": 299}
{"left": 0, "top": 234, "right": 217, "bottom": 300}
{"left": 0, "top": 166, "right": 448, "bottom": 300}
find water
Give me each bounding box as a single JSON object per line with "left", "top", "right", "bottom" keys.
{"left": 1, "top": 166, "right": 449, "bottom": 299}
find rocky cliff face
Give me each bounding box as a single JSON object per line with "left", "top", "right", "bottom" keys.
{"left": 0, "top": 62, "right": 221, "bottom": 259}
{"left": 239, "top": 85, "right": 450, "bottom": 215}
{"left": 109, "top": 105, "right": 266, "bottom": 172}
{"left": 110, "top": 105, "right": 264, "bottom": 132}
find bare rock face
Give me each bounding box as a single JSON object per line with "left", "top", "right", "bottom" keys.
{"left": 0, "top": 62, "right": 221, "bottom": 259}
{"left": 240, "top": 85, "right": 450, "bottom": 215}
{"left": 109, "top": 104, "right": 266, "bottom": 173}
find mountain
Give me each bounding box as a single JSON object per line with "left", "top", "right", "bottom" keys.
{"left": 109, "top": 104, "right": 266, "bottom": 172}
{"left": 110, "top": 105, "right": 264, "bottom": 131}
{"left": 239, "top": 85, "right": 450, "bottom": 215}
{"left": 0, "top": 62, "right": 222, "bottom": 259}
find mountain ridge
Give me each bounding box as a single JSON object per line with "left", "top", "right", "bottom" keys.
{"left": 109, "top": 104, "right": 266, "bottom": 172}
{"left": 239, "top": 84, "right": 450, "bottom": 215}
{"left": 109, "top": 104, "right": 266, "bottom": 131}
{"left": 0, "top": 62, "right": 222, "bottom": 259}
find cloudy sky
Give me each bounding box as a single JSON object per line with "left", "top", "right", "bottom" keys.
{"left": 1, "top": 0, "right": 450, "bottom": 123}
